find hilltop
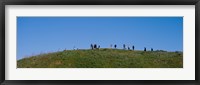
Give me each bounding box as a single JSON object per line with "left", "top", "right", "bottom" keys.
{"left": 17, "top": 48, "right": 183, "bottom": 68}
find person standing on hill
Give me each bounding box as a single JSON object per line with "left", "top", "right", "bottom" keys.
{"left": 128, "top": 46, "right": 130, "bottom": 50}
{"left": 94, "top": 44, "right": 97, "bottom": 49}
{"left": 114, "top": 44, "right": 117, "bottom": 49}
{"left": 151, "top": 48, "right": 153, "bottom": 51}
{"left": 98, "top": 45, "right": 100, "bottom": 49}
{"left": 144, "top": 47, "right": 146, "bottom": 51}
{"left": 91, "top": 44, "right": 93, "bottom": 50}
{"left": 123, "top": 44, "right": 126, "bottom": 50}
{"left": 132, "top": 45, "right": 134, "bottom": 50}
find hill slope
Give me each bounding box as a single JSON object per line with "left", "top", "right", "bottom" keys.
{"left": 17, "top": 49, "right": 183, "bottom": 68}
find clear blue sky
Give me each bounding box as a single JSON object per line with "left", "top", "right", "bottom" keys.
{"left": 17, "top": 17, "right": 183, "bottom": 60}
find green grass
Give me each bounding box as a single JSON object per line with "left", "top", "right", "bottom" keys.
{"left": 17, "top": 48, "right": 183, "bottom": 68}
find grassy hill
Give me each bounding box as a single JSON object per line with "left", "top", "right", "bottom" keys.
{"left": 17, "top": 48, "right": 183, "bottom": 68}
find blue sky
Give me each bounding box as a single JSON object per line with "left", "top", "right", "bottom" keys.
{"left": 17, "top": 17, "right": 183, "bottom": 60}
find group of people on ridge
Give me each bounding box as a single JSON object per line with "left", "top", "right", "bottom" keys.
{"left": 90, "top": 44, "right": 153, "bottom": 51}
{"left": 90, "top": 44, "right": 100, "bottom": 49}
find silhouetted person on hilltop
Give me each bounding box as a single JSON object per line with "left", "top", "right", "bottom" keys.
{"left": 123, "top": 44, "right": 126, "bottom": 50}
{"left": 132, "top": 45, "right": 134, "bottom": 50}
{"left": 151, "top": 48, "right": 153, "bottom": 51}
{"left": 91, "top": 44, "right": 93, "bottom": 49}
{"left": 114, "top": 44, "right": 117, "bottom": 49}
{"left": 94, "top": 44, "right": 97, "bottom": 49}
{"left": 128, "top": 46, "right": 130, "bottom": 50}
{"left": 144, "top": 47, "right": 146, "bottom": 51}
